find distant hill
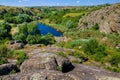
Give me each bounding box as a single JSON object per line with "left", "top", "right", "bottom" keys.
{"left": 0, "top": 6, "right": 41, "bottom": 16}
{"left": 78, "top": 3, "right": 120, "bottom": 34}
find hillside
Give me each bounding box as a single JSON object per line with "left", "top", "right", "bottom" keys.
{"left": 78, "top": 3, "right": 120, "bottom": 34}
{"left": 0, "top": 3, "right": 120, "bottom": 80}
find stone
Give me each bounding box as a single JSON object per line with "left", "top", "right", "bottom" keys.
{"left": 20, "top": 57, "right": 58, "bottom": 73}
{"left": 78, "top": 3, "right": 120, "bottom": 34}
{"left": 11, "top": 43, "right": 24, "bottom": 50}
{"left": 116, "top": 44, "right": 120, "bottom": 49}
{"left": 20, "top": 52, "right": 74, "bottom": 73}
{"left": 0, "top": 63, "right": 19, "bottom": 76}
{"left": 9, "top": 40, "right": 15, "bottom": 45}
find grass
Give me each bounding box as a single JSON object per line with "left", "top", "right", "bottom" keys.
{"left": 57, "top": 51, "right": 67, "bottom": 58}
{"left": 63, "top": 12, "right": 87, "bottom": 17}
{"left": 0, "top": 20, "right": 4, "bottom": 23}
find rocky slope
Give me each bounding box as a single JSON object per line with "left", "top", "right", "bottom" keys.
{"left": 0, "top": 45, "right": 120, "bottom": 80}
{"left": 78, "top": 3, "right": 120, "bottom": 34}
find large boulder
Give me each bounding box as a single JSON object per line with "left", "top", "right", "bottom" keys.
{"left": 0, "top": 70, "right": 77, "bottom": 80}
{"left": 20, "top": 57, "right": 58, "bottom": 73}
{"left": 20, "top": 52, "right": 74, "bottom": 73}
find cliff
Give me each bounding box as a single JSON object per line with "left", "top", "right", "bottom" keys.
{"left": 78, "top": 3, "right": 120, "bottom": 34}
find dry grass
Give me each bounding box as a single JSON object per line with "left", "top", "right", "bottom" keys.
{"left": 10, "top": 27, "right": 18, "bottom": 35}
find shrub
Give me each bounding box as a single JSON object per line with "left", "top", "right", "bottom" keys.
{"left": 14, "top": 50, "right": 29, "bottom": 66}
{"left": 0, "top": 22, "right": 11, "bottom": 39}
{"left": 0, "top": 58, "right": 7, "bottom": 65}
{"left": 107, "top": 53, "right": 120, "bottom": 67}
{"left": 7, "top": 50, "right": 29, "bottom": 66}
{"left": 57, "top": 66, "right": 62, "bottom": 71}
{"left": 83, "top": 22, "right": 88, "bottom": 26}
{"left": 0, "top": 45, "right": 8, "bottom": 64}
{"left": 83, "top": 38, "right": 98, "bottom": 55}
{"left": 66, "top": 20, "right": 74, "bottom": 29}
{"left": 83, "top": 38, "right": 107, "bottom": 61}
{"left": 39, "top": 33, "right": 55, "bottom": 45}
{"left": 106, "top": 66, "right": 120, "bottom": 73}
{"left": 92, "top": 23, "right": 99, "bottom": 30}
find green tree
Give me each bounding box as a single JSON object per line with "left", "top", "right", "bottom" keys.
{"left": 16, "top": 14, "right": 32, "bottom": 23}
{"left": 0, "top": 22, "right": 11, "bottom": 39}
{"left": 66, "top": 20, "right": 74, "bottom": 29}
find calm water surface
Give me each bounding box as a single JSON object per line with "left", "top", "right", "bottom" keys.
{"left": 37, "top": 23, "right": 63, "bottom": 37}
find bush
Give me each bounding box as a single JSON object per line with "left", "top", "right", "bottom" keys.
{"left": 0, "top": 45, "right": 8, "bottom": 64}
{"left": 7, "top": 50, "right": 28, "bottom": 66}
{"left": 83, "top": 38, "right": 98, "bottom": 55}
{"left": 106, "top": 66, "right": 120, "bottom": 73}
{"left": 107, "top": 53, "right": 120, "bottom": 67}
{"left": 13, "top": 50, "right": 28, "bottom": 66}
{"left": 26, "top": 34, "right": 41, "bottom": 44}
{"left": 92, "top": 23, "right": 99, "bottom": 30}
{"left": 13, "top": 22, "right": 41, "bottom": 43}
{"left": 66, "top": 20, "right": 74, "bottom": 29}
{"left": 39, "top": 33, "right": 55, "bottom": 45}
{"left": 0, "top": 57, "right": 7, "bottom": 65}
{"left": 0, "top": 22, "right": 11, "bottom": 39}
{"left": 83, "top": 38, "right": 107, "bottom": 61}
{"left": 57, "top": 66, "right": 62, "bottom": 71}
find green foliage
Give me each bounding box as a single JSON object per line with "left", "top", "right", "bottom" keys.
{"left": 13, "top": 22, "right": 55, "bottom": 45}
{"left": 26, "top": 34, "right": 41, "bottom": 44}
{"left": 16, "top": 51, "right": 28, "bottom": 66}
{"left": 72, "top": 52, "right": 85, "bottom": 59}
{"left": 9, "top": 70, "right": 17, "bottom": 74}
{"left": 39, "top": 33, "right": 55, "bottom": 45}
{"left": 106, "top": 66, "right": 120, "bottom": 73}
{"left": 0, "top": 43, "right": 28, "bottom": 66}
{"left": 0, "top": 44, "right": 8, "bottom": 64}
{"left": 17, "top": 14, "right": 32, "bottom": 23}
{"left": 83, "top": 22, "right": 88, "bottom": 26}
{"left": 8, "top": 50, "right": 29, "bottom": 66}
{"left": 13, "top": 33, "right": 26, "bottom": 42}
{"left": 107, "top": 53, "right": 120, "bottom": 67}
{"left": 83, "top": 39, "right": 98, "bottom": 55}
{"left": 71, "top": 60, "right": 80, "bottom": 64}
{"left": 57, "top": 52, "right": 67, "bottom": 58}
{"left": 66, "top": 20, "right": 74, "bottom": 29}
{"left": 92, "top": 23, "right": 99, "bottom": 30}
{"left": 57, "top": 66, "right": 62, "bottom": 71}
{"left": 83, "top": 38, "right": 107, "bottom": 61}
{"left": 4, "top": 14, "right": 33, "bottom": 24}
{"left": 13, "top": 22, "right": 40, "bottom": 43}
{"left": 0, "top": 22, "right": 11, "bottom": 40}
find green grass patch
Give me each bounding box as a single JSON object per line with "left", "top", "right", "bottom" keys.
{"left": 63, "top": 12, "right": 87, "bottom": 17}
{"left": 57, "top": 52, "right": 67, "bottom": 58}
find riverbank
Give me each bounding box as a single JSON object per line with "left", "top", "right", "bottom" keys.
{"left": 39, "top": 20, "right": 67, "bottom": 33}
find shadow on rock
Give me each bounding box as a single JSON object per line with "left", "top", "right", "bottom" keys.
{"left": 62, "top": 61, "right": 75, "bottom": 73}
{"left": 0, "top": 63, "right": 19, "bottom": 76}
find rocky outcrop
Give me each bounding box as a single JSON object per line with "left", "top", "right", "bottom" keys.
{"left": 78, "top": 3, "right": 120, "bottom": 34}
{"left": 0, "top": 70, "right": 77, "bottom": 80}
{"left": 9, "top": 40, "right": 25, "bottom": 50}
{"left": 0, "top": 45, "right": 120, "bottom": 80}
{"left": 1, "top": 64, "right": 120, "bottom": 80}
{"left": 20, "top": 52, "right": 74, "bottom": 73}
